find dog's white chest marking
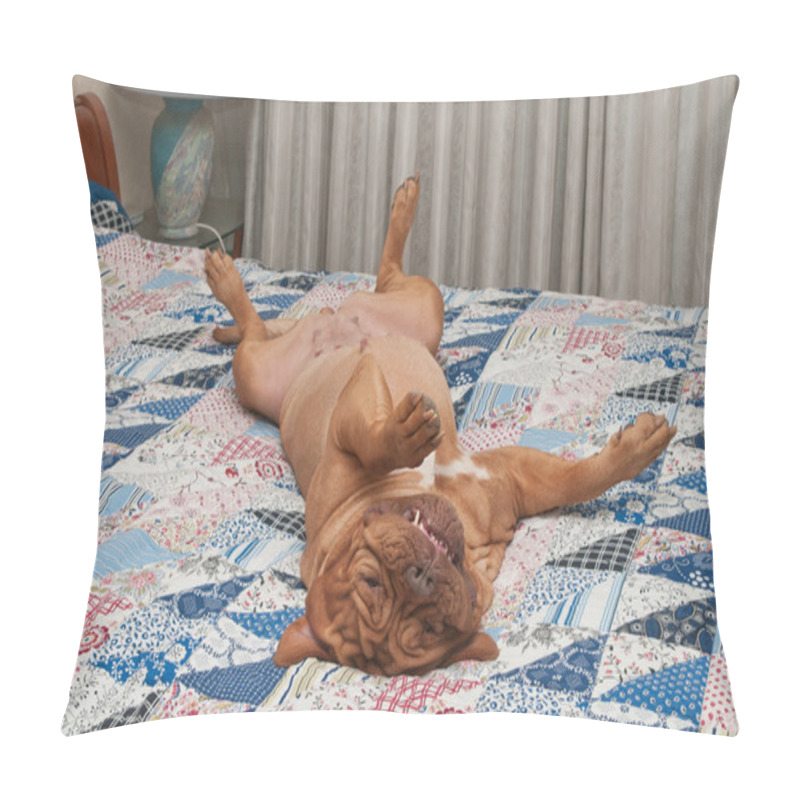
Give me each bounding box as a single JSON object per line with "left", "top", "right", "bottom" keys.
{"left": 397, "top": 452, "right": 490, "bottom": 489}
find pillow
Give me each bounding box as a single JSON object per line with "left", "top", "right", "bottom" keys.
{"left": 63, "top": 75, "right": 738, "bottom": 737}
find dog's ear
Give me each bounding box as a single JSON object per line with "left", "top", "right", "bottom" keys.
{"left": 273, "top": 616, "right": 330, "bottom": 667}
{"left": 441, "top": 631, "right": 499, "bottom": 668}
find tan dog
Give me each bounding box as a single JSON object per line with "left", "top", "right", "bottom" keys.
{"left": 204, "top": 174, "right": 676, "bottom": 676}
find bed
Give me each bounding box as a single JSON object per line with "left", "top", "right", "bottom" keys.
{"left": 61, "top": 194, "right": 736, "bottom": 735}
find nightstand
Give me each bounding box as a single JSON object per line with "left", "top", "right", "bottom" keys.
{"left": 135, "top": 198, "right": 244, "bottom": 257}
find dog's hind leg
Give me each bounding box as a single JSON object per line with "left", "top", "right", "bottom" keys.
{"left": 205, "top": 249, "right": 299, "bottom": 345}
{"left": 205, "top": 249, "right": 270, "bottom": 342}
{"left": 376, "top": 172, "right": 420, "bottom": 292}
{"left": 205, "top": 248, "right": 306, "bottom": 422}
{"left": 369, "top": 174, "right": 445, "bottom": 354}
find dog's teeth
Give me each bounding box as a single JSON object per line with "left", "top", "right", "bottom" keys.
{"left": 410, "top": 508, "right": 455, "bottom": 563}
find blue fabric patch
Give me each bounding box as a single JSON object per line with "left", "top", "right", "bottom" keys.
{"left": 158, "top": 575, "right": 258, "bottom": 620}
{"left": 253, "top": 293, "right": 302, "bottom": 310}
{"left": 102, "top": 447, "right": 131, "bottom": 471}
{"left": 245, "top": 419, "right": 282, "bottom": 440}
{"left": 624, "top": 345, "right": 690, "bottom": 369}
{"left": 160, "top": 362, "right": 232, "bottom": 390}
{"left": 445, "top": 328, "right": 509, "bottom": 351}
{"left": 465, "top": 311, "right": 520, "bottom": 327}
{"left": 518, "top": 429, "right": 579, "bottom": 452}
{"left": 227, "top": 608, "right": 305, "bottom": 640}
{"left": 104, "top": 422, "right": 169, "bottom": 449}
{"left": 649, "top": 325, "right": 697, "bottom": 340}
{"left": 132, "top": 394, "right": 204, "bottom": 421}
{"left": 140, "top": 270, "right": 200, "bottom": 291}
{"left": 444, "top": 350, "right": 492, "bottom": 389}
{"left": 616, "top": 598, "right": 717, "bottom": 654}
{"left": 654, "top": 508, "right": 712, "bottom": 538}
{"left": 181, "top": 657, "right": 286, "bottom": 705}
{"left": 572, "top": 491, "right": 651, "bottom": 526}
{"left": 93, "top": 637, "right": 195, "bottom": 687}
{"left": 639, "top": 551, "right": 715, "bottom": 591}
{"left": 576, "top": 313, "right": 628, "bottom": 326}
{"left": 681, "top": 431, "right": 706, "bottom": 450}
{"left": 93, "top": 528, "right": 180, "bottom": 578}
{"left": 98, "top": 478, "right": 155, "bottom": 518}
{"left": 95, "top": 231, "right": 122, "bottom": 247}
{"left": 89, "top": 180, "right": 130, "bottom": 218}
{"left": 599, "top": 657, "right": 710, "bottom": 728}
{"left": 671, "top": 468, "right": 708, "bottom": 494}
{"left": 106, "top": 387, "right": 138, "bottom": 410}
{"left": 491, "top": 636, "right": 607, "bottom": 696}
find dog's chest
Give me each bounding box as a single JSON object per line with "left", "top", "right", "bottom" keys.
{"left": 395, "top": 451, "right": 490, "bottom": 490}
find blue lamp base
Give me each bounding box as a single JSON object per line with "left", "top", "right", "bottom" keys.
{"left": 150, "top": 97, "right": 214, "bottom": 240}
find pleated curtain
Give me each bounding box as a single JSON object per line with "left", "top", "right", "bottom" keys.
{"left": 242, "top": 76, "right": 738, "bottom": 306}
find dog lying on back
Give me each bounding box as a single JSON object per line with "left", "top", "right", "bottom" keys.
{"left": 204, "top": 174, "right": 676, "bottom": 675}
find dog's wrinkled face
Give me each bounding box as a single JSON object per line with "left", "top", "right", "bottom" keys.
{"left": 274, "top": 494, "right": 498, "bottom": 674}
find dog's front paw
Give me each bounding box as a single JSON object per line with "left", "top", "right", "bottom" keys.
{"left": 601, "top": 413, "right": 677, "bottom": 483}
{"left": 384, "top": 389, "right": 444, "bottom": 469}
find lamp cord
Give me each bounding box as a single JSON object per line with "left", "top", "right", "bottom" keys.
{"left": 195, "top": 222, "right": 226, "bottom": 253}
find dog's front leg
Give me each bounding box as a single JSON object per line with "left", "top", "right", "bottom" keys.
{"left": 478, "top": 412, "right": 676, "bottom": 519}
{"left": 330, "top": 352, "right": 444, "bottom": 474}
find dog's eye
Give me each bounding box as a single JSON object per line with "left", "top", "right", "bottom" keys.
{"left": 362, "top": 576, "right": 381, "bottom": 590}
{"left": 422, "top": 618, "right": 444, "bottom": 636}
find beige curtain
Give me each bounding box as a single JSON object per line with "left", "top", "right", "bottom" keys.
{"left": 243, "top": 76, "right": 738, "bottom": 306}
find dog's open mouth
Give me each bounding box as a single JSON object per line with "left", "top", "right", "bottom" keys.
{"left": 365, "top": 495, "right": 466, "bottom": 569}
{"left": 401, "top": 496, "right": 465, "bottom": 569}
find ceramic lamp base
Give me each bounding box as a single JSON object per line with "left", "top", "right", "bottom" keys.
{"left": 158, "top": 222, "right": 200, "bottom": 239}
{"left": 151, "top": 97, "right": 214, "bottom": 238}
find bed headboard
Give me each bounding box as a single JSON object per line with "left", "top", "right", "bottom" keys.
{"left": 74, "top": 91, "right": 120, "bottom": 198}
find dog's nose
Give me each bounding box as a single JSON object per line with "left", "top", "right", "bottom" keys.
{"left": 405, "top": 564, "right": 435, "bottom": 596}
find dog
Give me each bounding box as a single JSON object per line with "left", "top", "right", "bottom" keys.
{"left": 204, "top": 174, "right": 676, "bottom": 676}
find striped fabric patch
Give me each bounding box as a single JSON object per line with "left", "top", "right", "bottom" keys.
{"left": 98, "top": 477, "right": 155, "bottom": 517}
{"left": 540, "top": 573, "right": 627, "bottom": 633}
{"left": 224, "top": 532, "right": 305, "bottom": 570}
{"left": 460, "top": 383, "right": 536, "bottom": 430}
{"left": 653, "top": 509, "right": 712, "bottom": 538}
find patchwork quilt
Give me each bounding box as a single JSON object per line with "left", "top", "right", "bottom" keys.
{"left": 63, "top": 218, "right": 737, "bottom": 736}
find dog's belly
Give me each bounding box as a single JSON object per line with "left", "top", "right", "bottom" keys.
{"left": 279, "top": 336, "right": 456, "bottom": 495}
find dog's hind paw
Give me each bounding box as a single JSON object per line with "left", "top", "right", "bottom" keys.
{"left": 389, "top": 172, "right": 420, "bottom": 233}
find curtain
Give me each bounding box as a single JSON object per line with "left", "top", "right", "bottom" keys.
{"left": 242, "top": 76, "right": 738, "bottom": 307}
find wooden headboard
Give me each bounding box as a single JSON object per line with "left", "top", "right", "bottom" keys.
{"left": 74, "top": 92, "right": 120, "bottom": 198}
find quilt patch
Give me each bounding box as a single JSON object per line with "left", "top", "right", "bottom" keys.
{"left": 63, "top": 224, "right": 736, "bottom": 736}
